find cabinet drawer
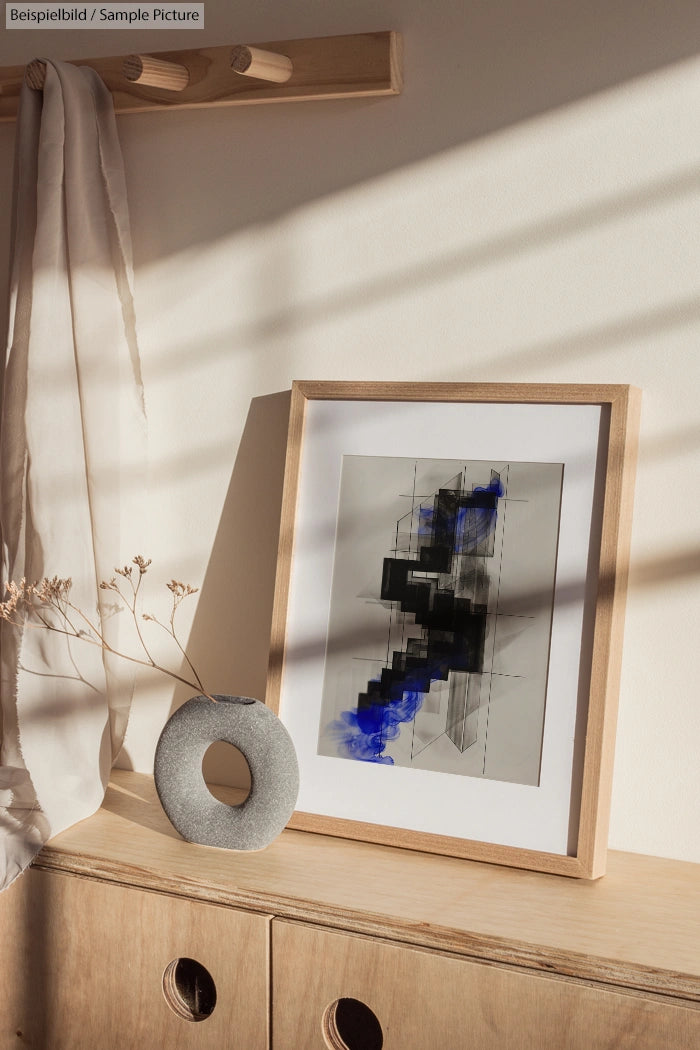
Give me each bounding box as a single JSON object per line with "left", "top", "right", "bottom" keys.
{"left": 0, "top": 867, "right": 270, "bottom": 1050}
{"left": 271, "top": 919, "right": 700, "bottom": 1050}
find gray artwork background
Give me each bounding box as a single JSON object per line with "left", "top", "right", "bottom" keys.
{"left": 318, "top": 456, "right": 563, "bottom": 787}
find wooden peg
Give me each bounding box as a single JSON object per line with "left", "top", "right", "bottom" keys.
{"left": 25, "top": 59, "right": 47, "bottom": 90}
{"left": 122, "top": 54, "right": 189, "bottom": 92}
{"left": 230, "top": 45, "right": 293, "bottom": 84}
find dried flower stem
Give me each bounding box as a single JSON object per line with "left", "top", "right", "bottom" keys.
{"left": 0, "top": 557, "right": 215, "bottom": 701}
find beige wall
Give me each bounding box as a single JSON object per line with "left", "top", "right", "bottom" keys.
{"left": 1, "top": 1, "right": 700, "bottom": 862}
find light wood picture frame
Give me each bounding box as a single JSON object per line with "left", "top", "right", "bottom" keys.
{"left": 267, "top": 382, "right": 640, "bottom": 878}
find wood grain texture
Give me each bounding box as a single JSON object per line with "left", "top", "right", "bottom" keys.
{"left": 31, "top": 770, "right": 700, "bottom": 1003}
{"left": 577, "top": 385, "right": 642, "bottom": 877}
{"left": 0, "top": 32, "right": 402, "bottom": 122}
{"left": 0, "top": 865, "right": 270, "bottom": 1049}
{"left": 265, "top": 382, "right": 642, "bottom": 878}
{"left": 266, "top": 382, "right": 308, "bottom": 716}
{"left": 271, "top": 920, "right": 700, "bottom": 1050}
{"left": 123, "top": 54, "right": 190, "bottom": 91}
{"left": 230, "top": 46, "right": 294, "bottom": 84}
{"left": 283, "top": 380, "right": 636, "bottom": 404}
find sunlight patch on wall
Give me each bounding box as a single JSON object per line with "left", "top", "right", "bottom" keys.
{"left": 135, "top": 52, "right": 700, "bottom": 390}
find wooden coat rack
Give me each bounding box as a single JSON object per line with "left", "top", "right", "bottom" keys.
{"left": 0, "top": 32, "right": 402, "bottom": 122}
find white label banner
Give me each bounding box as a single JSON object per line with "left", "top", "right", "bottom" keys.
{"left": 5, "top": 4, "right": 204, "bottom": 28}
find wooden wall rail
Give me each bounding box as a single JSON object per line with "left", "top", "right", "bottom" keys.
{"left": 0, "top": 31, "right": 402, "bottom": 121}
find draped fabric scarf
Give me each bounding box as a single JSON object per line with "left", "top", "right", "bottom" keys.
{"left": 0, "top": 61, "right": 147, "bottom": 889}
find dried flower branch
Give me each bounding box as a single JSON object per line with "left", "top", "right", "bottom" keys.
{"left": 0, "top": 556, "right": 215, "bottom": 701}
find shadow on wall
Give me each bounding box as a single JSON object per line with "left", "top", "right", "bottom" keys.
{"left": 168, "top": 390, "right": 291, "bottom": 785}
{"left": 3, "top": 0, "right": 700, "bottom": 336}
{"left": 117, "top": 0, "right": 700, "bottom": 263}
{"left": 185, "top": 389, "right": 291, "bottom": 704}
{"left": 153, "top": 171, "right": 700, "bottom": 377}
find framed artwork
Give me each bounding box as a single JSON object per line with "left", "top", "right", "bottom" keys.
{"left": 267, "top": 382, "right": 640, "bottom": 878}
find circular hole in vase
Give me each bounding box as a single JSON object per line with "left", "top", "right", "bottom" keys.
{"left": 201, "top": 740, "right": 252, "bottom": 805}
{"left": 322, "top": 997, "right": 383, "bottom": 1050}
{"left": 162, "top": 957, "right": 217, "bottom": 1022}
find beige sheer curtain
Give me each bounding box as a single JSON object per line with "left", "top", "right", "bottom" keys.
{"left": 0, "top": 61, "right": 147, "bottom": 890}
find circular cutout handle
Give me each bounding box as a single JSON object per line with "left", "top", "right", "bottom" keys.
{"left": 162, "top": 957, "right": 216, "bottom": 1022}
{"left": 322, "top": 997, "right": 383, "bottom": 1050}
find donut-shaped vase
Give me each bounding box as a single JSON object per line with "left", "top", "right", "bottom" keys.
{"left": 154, "top": 695, "right": 299, "bottom": 851}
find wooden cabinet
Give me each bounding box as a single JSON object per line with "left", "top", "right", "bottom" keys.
{"left": 0, "top": 866, "right": 269, "bottom": 1049}
{"left": 271, "top": 921, "right": 700, "bottom": 1050}
{"left": 1, "top": 770, "right": 698, "bottom": 1049}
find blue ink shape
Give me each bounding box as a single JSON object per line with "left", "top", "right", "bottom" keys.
{"left": 328, "top": 684, "right": 426, "bottom": 765}
{"left": 329, "top": 470, "right": 503, "bottom": 764}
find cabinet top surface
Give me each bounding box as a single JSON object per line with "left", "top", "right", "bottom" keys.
{"left": 37, "top": 770, "right": 700, "bottom": 999}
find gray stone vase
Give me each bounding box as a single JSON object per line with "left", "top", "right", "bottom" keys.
{"left": 153, "top": 695, "right": 299, "bottom": 851}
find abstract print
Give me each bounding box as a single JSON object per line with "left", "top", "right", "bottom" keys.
{"left": 318, "top": 456, "right": 563, "bottom": 787}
